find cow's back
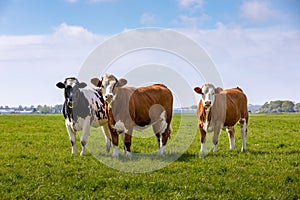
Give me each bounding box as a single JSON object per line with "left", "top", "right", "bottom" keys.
{"left": 220, "top": 88, "right": 248, "bottom": 126}
{"left": 129, "top": 84, "right": 173, "bottom": 127}
{"left": 81, "top": 88, "right": 107, "bottom": 126}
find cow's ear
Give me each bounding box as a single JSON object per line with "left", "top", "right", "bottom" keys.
{"left": 91, "top": 78, "right": 102, "bottom": 87}
{"left": 116, "top": 78, "right": 127, "bottom": 87}
{"left": 194, "top": 87, "right": 202, "bottom": 94}
{"left": 78, "top": 82, "right": 87, "bottom": 88}
{"left": 215, "top": 87, "right": 223, "bottom": 94}
{"left": 56, "top": 82, "right": 65, "bottom": 89}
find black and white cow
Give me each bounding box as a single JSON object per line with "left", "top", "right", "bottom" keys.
{"left": 56, "top": 77, "right": 111, "bottom": 156}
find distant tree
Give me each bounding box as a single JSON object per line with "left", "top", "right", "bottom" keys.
{"left": 18, "top": 105, "right": 23, "bottom": 111}
{"left": 38, "top": 105, "right": 51, "bottom": 114}
{"left": 294, "top": 103, "right": 300, "bottom": 112}
{"left": 259, "top": 102, "right": 270, "bottom": 113}
{"left": 53, "top": 104, "right": 63, "bottom": 113}
{"left": 259, "top": 100, "right": 296, "bottom": 113}
{"left": 190, "top": 105, "right": 197, "bottom": 109}
{"left": 281, "top": 101, "right": 295, "bottom": 112}
{"left": 269, "top": 101, "right": 283, "bottom": 113}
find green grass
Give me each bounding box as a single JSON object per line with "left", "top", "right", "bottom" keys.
{"left": 0, "top": 113, "right": 299, "bottom": 199}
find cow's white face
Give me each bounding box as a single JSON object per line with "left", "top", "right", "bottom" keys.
{"left": 101, "top": 75, "right": 118, "bottom": 103}
{"left": 91, "top": 74, "right": 127, "bottom": 104}
{"left": 56, "top": 77, "right": 87, "bottom": 108}
{"left": 194, "top": 84, "right": 222, "bottom": 109}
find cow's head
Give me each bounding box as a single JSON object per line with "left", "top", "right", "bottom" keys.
{"left": 91, "top": 74, "right": 127, "bottom": 104}
{"left": 194, "top": 84, "right": 223, "bottom": 109}
{"left": 56, "top": 77, "right": 87, "bottom": 108}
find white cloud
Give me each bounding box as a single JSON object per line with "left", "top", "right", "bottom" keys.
{"left": 66, "top": 0, "right": 77, "bottom": 3}
{"left": 182, "top": 24, "right": 300, "bottom": 104}
{"left": 240, "top": 0, "right": 279, "bottom": 21}
{"left": 173, "top": 14, "right": 210, "bottom": 29}
{"left": 1, "top": 23, "right": 299, "bottom": 106}
{"left": 88, "top": 0, "right": 117, "bottom": 2}
{"left": 0, "top": 23, "right": 108, "bottom": 106}
{"left": 140, "top": 13, "right": 156, "bottom": 25}
{"left": 178, "top": 0, "right": 204, "bottom": 10}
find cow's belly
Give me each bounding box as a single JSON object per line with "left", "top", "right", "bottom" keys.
{"left": 91, "top": 117, "right": 107, "bottom": 127}
{"left": 69, "top": 116, "right": 105, "bottom": 131}
{"left": 133, "top": 124, "right": 151, "bottom": 132}
{"left": 203, "top": 120, "right": 224, "bottom": 133}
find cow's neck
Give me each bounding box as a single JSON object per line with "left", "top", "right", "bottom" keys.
{"left": 205, "top": 107, "right": 211, "bottom": 121}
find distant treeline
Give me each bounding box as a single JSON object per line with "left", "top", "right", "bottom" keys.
{"left": 0, "top": 105, "right": 63, "bottom": 114}
{"left": 259, "top": 100, "right": 300, "bottom": 113}
{"left": 1, "top": 100, "right": 299, "bottom": 114}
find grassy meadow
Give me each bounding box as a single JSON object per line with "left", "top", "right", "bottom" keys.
{"left": 0, "top": 113, "right": 299, "bottom": 199}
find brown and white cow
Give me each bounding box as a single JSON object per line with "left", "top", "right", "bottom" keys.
{"left": 91, "top": 74, "right": 173, "bottom": 158}
{"left": 194, "top": 83, "right": 248, "bottom": 155}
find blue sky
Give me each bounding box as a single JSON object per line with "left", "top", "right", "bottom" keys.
{"left": 0, "top": 0, "right": 300, "bottom": 107}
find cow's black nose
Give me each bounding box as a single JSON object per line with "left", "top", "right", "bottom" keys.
{"left": 205, "top": 101, "right": 211, "bottom": 106}
{"left": 105, "top": 94, "right": 113, "bottom": 99}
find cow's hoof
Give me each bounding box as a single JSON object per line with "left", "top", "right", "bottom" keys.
{"left": 80, "top": 151, "right": 85, "bottom": 156}
{"left": 112, "top": 155, "right": 118, "bottom": 159}
{"left": 125, "top": 151, "right": 132, "bottom": 158}
{"left": 112, "top": 152, "right": 119, "bottom": 158}
{"left": 241, "top": 148, "right": 246, "bottom": 152}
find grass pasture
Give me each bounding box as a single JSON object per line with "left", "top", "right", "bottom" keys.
{"left": 0, "top": 113, "right": 299, "bottom": 199}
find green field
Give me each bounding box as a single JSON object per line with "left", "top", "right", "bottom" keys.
{"left": 0, "top": 113, "right": 299, "bottom": 199}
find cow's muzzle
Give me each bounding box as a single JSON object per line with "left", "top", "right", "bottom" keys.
{"left": 67, "top": 100, "right": 74, "bottom": 108}
{"left": 104, "top": 94, "right": 114, "bottom": 103}
{"left": 204, "top": 101, "right": 211, "bottom": 108}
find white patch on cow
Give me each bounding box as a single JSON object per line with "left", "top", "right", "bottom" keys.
{"left": 201, "top": 84, "right": 216, "bottom": 108}
{"left": 159, "top": 111, "right": 168, "bottom": 134}
{"left": 158, "top": 145, "right": 165, "bottom": 155}
{"left": 80, "top": 148, "right": 86, "bottom": 156}
{"left": 103, "top": 79, "right": 117, "bottom": 102}
{"left": 101, "top": 126, "right": 111, "bottom": 153}
{"left": 203, "top": 108, "right": 213, "bottom": 132}
{"left": 113, "top": 120, "right": 128, "bottom": 134}
{"left": 200, "top": 143, "right": 205, "bottom": 154}
{"left": 229, "top": 137, "right": 235, "bottom": 150}
{"left": 240, "top": 118, "right": 247, "bottom": 152}
{"left": 65, "top": 79, "right": 77, "bottom": 87}
{"left": 112, "top": 145, "right": 118, "bottom": 158}
{"left": 226, "top": 127, "right": 235, "bottom": 150}
{"left": 204, "top": 120, "right": 213, "bottom": 132}
{"left": 125, "top": 151, "right": 132, "bottom": 158}
{"left": 81, "top": 88, "right": 107, "bottom": 126}
{"left": 74, "top": 117, "right": 85, "bottom": 131}
{"left": 134, "top": 124, "right": 150, "bottom": 132}
{"left": 105, "top": 137, "right": 111, "bottom": 153}
{"left": 213, "top": 144, "right": 217, "bottom": 152}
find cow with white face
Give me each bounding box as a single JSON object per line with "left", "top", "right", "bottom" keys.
{"left": 56, "top": 77, "right": 111, "bottom": 156}
{"left": 194, "top": 83, "right": 248, "bottom": 155}
{"left": 91, "top": 74, "right": 173, "bottom": 158}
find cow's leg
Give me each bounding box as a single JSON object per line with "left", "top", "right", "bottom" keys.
{"left": 66, "top": 122, "right": 76, "bottom": 155}
{"left": 153, "top": 124, "right": 167, "bottom": 155}
{"left": 160, "top": 125, "right": 172, "bottom": 155}
{"left": 240, "top": 118, "right": 247, "bottom": 152}
{"left": 123, "top": 130, "right": 133, "bottom": 158}
{"left": 212, "top": 124, "right": 221, "bottom": 152}
{"left": 110, "top": 129, "right": 119, "bottom": 158}
{"left": 152, "top": 111, "right": 170, "bottom": 155}
{"left": 101, "top": 125, "right": 111, "bottom": 153}
{"left": 199, "top": 126, "right": 206, "bottom": 155}
{"left": 226, "top": 126, "right": 235, "bottom": 150}
{"left": 80, "top": 119, "right": 91, "bottom": 156}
